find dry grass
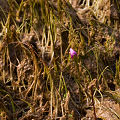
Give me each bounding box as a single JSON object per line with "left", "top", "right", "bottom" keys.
{"left": 0, "top": 0, "right": 120, "bottom": 120}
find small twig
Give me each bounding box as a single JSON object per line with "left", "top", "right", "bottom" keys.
{"left": 91, "top": 87, "right": 97, "bottom": 120}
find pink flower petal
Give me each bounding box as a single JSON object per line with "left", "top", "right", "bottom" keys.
{"left": 70, "top": 48, "right": 77, "bottom": 59}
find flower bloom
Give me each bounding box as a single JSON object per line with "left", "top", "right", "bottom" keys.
{"left": 70, "top": 48, "right": 77, "bottom": 58}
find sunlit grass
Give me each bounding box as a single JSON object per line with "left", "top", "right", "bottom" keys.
{"left": 0, "top": 0, "right": 120, "bottom": 119}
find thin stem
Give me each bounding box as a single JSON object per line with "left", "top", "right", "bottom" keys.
{"left": 91, "top": 87, "right": 97, "bottom": 120}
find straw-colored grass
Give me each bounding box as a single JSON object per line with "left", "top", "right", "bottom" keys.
{"left": 0, "top": 0, "right": 120, "bottom": 119}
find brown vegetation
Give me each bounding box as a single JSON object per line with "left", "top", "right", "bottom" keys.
{"left": 0, "top": 0, "right": 120, "bottom": 120}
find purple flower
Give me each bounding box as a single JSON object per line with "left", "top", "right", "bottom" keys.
{"left": 70, "top": 48, "right": 77, "bottom": 59}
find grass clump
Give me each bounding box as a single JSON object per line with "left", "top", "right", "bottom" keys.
{"left": 0, "top": 0, "right": 120, "bottom": 120}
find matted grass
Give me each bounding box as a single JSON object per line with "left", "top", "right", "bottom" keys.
{"left": 0, "top": 0, "right": 120, "bottom": 120}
